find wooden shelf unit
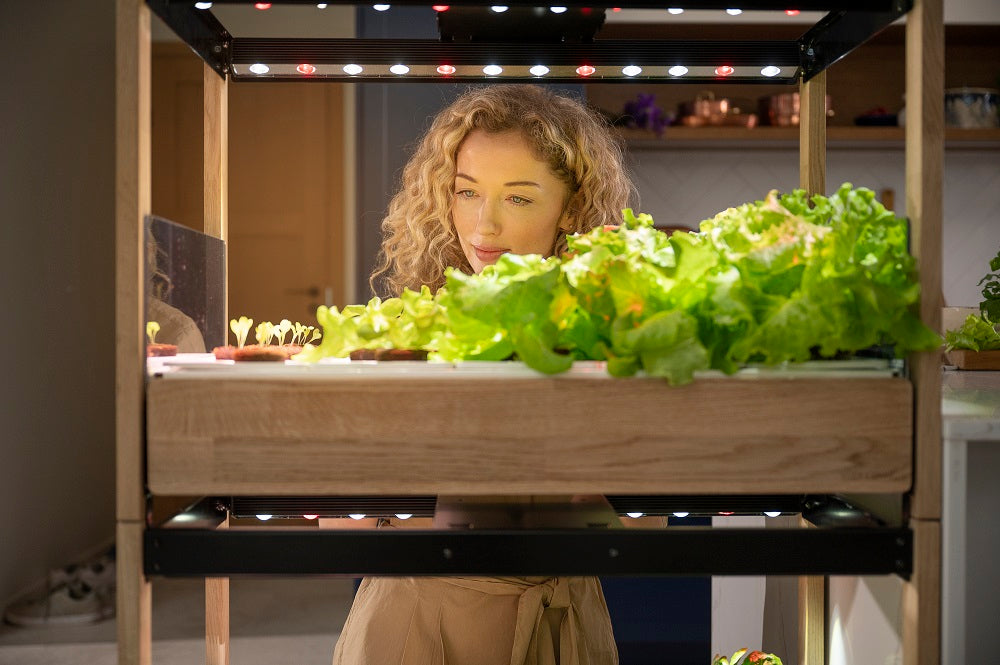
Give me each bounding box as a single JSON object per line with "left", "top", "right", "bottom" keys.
{"left": 116, "top": 2, "right": 945, "bottom": 664}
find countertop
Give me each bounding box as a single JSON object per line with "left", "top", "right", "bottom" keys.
{"left": 942, "top": 369, "right": 1000, "bottom": 440}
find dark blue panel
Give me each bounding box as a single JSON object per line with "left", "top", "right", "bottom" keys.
{"left": 601, "top": 576, "right": 710, "bottom": 665}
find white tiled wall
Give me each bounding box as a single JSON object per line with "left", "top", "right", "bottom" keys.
{"left": 626, "top": 147, "right": 1000, "bottom": 309}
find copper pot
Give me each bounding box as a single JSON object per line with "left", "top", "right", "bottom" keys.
{"left": 765, "top": 93, "right": 834, "bottom": 126}
{"left": 693, "top": 91, "right": 732, "bottom": 118}
{"left": 681, "top": 91, "right": 758, "bottom": 127}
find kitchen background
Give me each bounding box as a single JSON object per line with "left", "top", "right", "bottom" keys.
{"left": 1, "top": 1, "right": 998, "bottom": 664}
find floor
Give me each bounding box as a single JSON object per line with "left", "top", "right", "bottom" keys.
{"left": 0, "top": 577, "right": 356, "bottom": 665}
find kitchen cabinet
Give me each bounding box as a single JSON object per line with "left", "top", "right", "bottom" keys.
{"left": 116, "top": 2, "right": 944, "bottom": 664}
{"left": 941, "top": 370, "right": 1000, "bottom": 665}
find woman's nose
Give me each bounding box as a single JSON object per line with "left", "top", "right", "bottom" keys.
{"left": 476, "top": 199, "right": 501, "bottom": 235}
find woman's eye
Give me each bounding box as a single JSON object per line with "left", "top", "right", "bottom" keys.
{"left": 455, "top": 189, "right": 476, "bottom": 199}
{"left": 509, "top": 195, "right": 531, "bottom": 205}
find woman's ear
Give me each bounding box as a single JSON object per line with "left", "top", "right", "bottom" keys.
{"left": 558, "top": 212, "right": 575, "bottom": 233}
{"left": 559, "top": 192, "right": 582, "bottom": 232}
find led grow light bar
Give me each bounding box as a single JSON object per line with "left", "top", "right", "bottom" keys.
{"left": 229, "top": 38, "right": 801, "bottom": 83}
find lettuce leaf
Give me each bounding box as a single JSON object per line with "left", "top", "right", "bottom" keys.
{"left": 301, "top": 184, "right": 941, "bottom": 380}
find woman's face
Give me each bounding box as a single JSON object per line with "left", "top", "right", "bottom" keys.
{"left": 452, "top": 129, "right": 572, "bottom": 274}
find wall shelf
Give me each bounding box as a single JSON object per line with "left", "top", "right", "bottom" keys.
{"left": 618, "top": 126, "right": 1000, "bottom": 150}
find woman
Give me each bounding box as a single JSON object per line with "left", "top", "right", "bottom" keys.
{"left": 338, "top": 84, "right": 634, "bottom": 665}
{"left": 371, "top": 84, "right": 633, "bottom": 295}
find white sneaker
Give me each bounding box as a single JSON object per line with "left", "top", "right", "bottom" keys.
{"left": 47, "top": 549, "right": 116, "bottom": 590}
{"left": 4, "top": 547, "right": 116, "bottom": 627}
{"left": 3, "top": 579, "right": 114, "bottom": 627}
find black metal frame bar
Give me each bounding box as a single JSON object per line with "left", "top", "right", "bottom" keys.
{"left": 799, "top": 1, "right": 913, "bottom": 81}
{"left": 147, "top": 0, "right": 232, "bottom": 77}
{"left": 145, "top": 526, "right": 912, "bottom": 578}
{"left": 146, "top": 1, "right": 911, "bottom": 83}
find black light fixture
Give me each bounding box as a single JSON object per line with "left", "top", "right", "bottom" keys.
{"left": 228, "top": 37, "right": 801, "bottom": 83}
{"left": 148, "top": 1, "right": 913, "bottom": 84}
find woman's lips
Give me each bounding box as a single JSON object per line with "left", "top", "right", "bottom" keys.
{"left": 473, "top": 244, "right": 509, "bottom": 263}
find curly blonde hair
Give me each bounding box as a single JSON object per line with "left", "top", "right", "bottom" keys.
{"left": 371, "top": 84, "right": 634, "bottom": 296}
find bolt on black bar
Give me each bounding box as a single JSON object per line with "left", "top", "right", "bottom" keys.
{"left": 145, "top": 527, "right": 913, "bottom": 579}
{"left": 148, "top": 0, "right": 231, "bottom": 78}
{"left": 799, "top": 1, "right": 913, "bottom": 81}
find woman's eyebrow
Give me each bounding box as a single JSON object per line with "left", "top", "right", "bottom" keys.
{"left": 455, "top": 173, "right": 542, "bottom": 188}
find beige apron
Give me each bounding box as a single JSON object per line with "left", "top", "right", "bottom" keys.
{"left": 332, "top": 576, "right": 619, "bottom": 665}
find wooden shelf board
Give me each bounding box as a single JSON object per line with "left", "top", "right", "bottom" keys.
{"left": 619, "top": 126, "right": 1000, "bottom": 149}
{"left": 147, "top": 374, "right": 913, "bottom": 496}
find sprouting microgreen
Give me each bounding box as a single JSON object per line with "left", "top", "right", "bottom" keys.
{"left": 146, "top": 321, "right": 160, "bottom": 344}
{"left": 229, "top": 316, "right": 253, "bottom": 348}
{"left": 255, "top": 321, "right": 275, "bottom": 346}
{"left": 274, "top": 319, "right": 293, "bottom": 346}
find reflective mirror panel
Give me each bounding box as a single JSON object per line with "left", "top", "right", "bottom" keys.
{"left": 145, "top": 215, "right": 227, "bottom": 352}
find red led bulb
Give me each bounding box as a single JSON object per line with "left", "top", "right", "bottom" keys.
{"left": 576, "top": 65, "right": 596, "bottom": 77}
{"left": 296, "top": 63, "right": 317, "bottom": 75}
{"left": 437, "top": 64, "right": 456, "bottom": 75}
{"left": 715, "top": 65, "right": 735, "bottom": 76}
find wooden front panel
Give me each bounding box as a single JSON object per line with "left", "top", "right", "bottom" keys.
{"left": 147, "top": 376, "right": 912, "bottom": 496}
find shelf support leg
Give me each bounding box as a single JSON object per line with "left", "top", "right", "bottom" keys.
{"left": 115, "top": 0, "right": 152, "bottom": 662}
{"left": 799, "top": 70, "right": 826, "bottom": 195}
{"left": 904, "top": 519, "right": 942, "bottom": 665}
{"left": 904, "top": 0, "right": 944, "bottom": 662}
{"left": 118, "top": 522, "right": 152, "bottom": 665}
{"left": 203, "top": 52, "right": 231, "bottom": 665}
{"left": 206, "top": 516, "right": 231, "bottom": 665}
{"left": 203, "top": 58, "right": 228, "bottom": 316}
{"left": 798, "top": 70, "right": 827, "bottom": 665}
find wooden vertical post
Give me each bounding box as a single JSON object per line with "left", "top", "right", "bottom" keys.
{"left": 904, "top": 520, "right": 942, "bottom": 665}
{"left": 203, "top": 63, "right": 228, "bottom": 244}
{"left": 203, "top": 62, "right": 230, "bottom": 665}
{"left": 206, "top": 518, "right": 230, "bottom": 665}
{"left": 904, "top": 0, "right": 944, "bottom": 663}
{"left": 905, "top": 0, "right": 944, "bottom": 522}
{"left": 797, "top": 70, "right": 827, "bottom": 665}
{"left": 116, "top": 0, "right": 152, "bottom": 663}
{"left": 799, "top": 70, "right": 827, "bottom": 196}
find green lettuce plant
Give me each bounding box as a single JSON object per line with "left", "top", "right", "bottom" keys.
{"left": 943, "top": 246, "right": 1000, "bottom": 352}
{"left": 298, "top": 184, "right": 941, "bottom": 383}
{"left": 977, "top": 247, "right": 1000, "bottom": 321}
{"left": 713, "top": 648, "right": 783, "bottom": 665}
